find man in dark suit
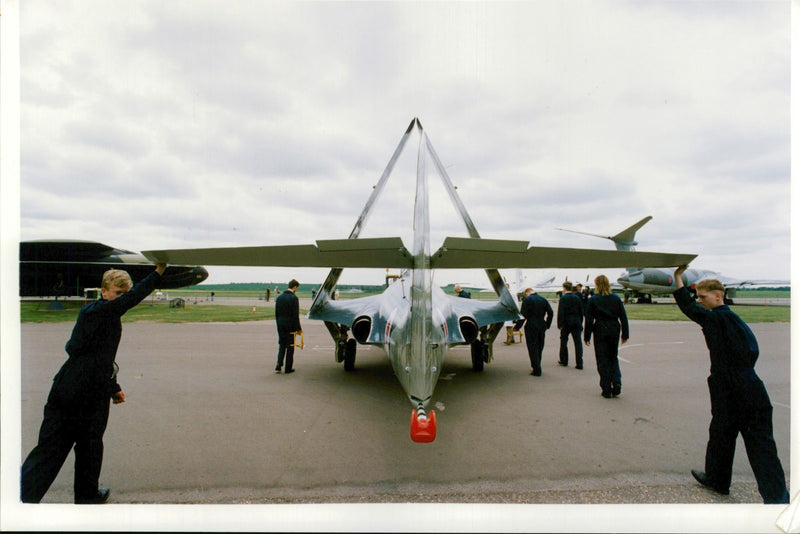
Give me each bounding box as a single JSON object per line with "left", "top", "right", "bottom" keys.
{"left": 275, "top": 279, "right": 302, "bottom": 374}
{"left": 557, "top": 281, "right": 584, "bottom": 369}
{"left": 516, "top": 288, "right": 553, "bottom": 376}
{"left": 21, "top": 263, "right": 166, "bottom": 504}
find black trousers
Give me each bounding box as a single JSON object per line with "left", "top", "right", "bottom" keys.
{"left": 593, "top": 333, "right": 621, "bottom": 395}
{"left": 559, "top": 324, "right": 583, "bottom": 366}
{"left": 524, "top": 324, "right": 546, "bottom": 374}
{"left": 276, "top": 327, "right": 295, "bottom": 370}
{"left": 21, "top": 392, "right": 110, "bottom": 503}
{"left": 704, "top": 371, "right": 789, "bottom": 504}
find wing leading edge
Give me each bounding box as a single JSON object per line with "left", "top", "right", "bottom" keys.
{"left": 142, "top": 237, "right": 412, "bottom": 268}
{"left": 431, "top": 237, "right": 696, "bottom": 269}
{"left": 144, "top": 236, "right": 695, "bottom": 270}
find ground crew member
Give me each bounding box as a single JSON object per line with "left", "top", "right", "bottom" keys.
{"left": 557, "top": 281, "right": 584, "bottom": 368}
{"left": 584, "top": 274, "right": 628, "bottom": 397}
{"left": 516, "top": 288, "right": 553, "bottom": 376}
{"left": 275, "top": 279, "right": 302, "bottom": 374}
{"left": 673, "top": 264, "right": 789, "bottom": 504}
{"left": 21, "top": 263, "right": 167, "bottom": 504}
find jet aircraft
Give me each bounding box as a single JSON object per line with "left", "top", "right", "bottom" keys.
{"left": 20, "top": 240, "right": 209, "bottom": 297}
{"left": 558, "top": 216, "right": 788, "bottom": 303}
{"left": 143, "top": 119, "right": 695, "bottom": 442}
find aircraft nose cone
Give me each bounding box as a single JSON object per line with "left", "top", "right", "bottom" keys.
{"left": 160, "top": 265, "right": 209, "bottom": 288}
{"left": 193, "top": 266, "right": 209, "bottom": 283}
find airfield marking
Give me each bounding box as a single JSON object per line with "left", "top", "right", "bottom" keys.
{"left": 619, "top": 341, "right": 685, "bottom": 350}
{"left": 618, "top": 341, "right": 685, "bottom": 363}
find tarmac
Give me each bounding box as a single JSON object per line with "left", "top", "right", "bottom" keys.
{"left": 10, "top": 312, "right": 794, "bottom": 531}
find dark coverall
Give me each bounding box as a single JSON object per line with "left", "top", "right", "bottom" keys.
{"left": 557, "top": 292, "right": 584, "bottom": 367}
{"left": 584, "top": 293, "right": 628, "bottom": 396}
{"left": 21, "top": 270, "right": 162, "bottom": 503}
{"left": 518, "top": 292, "right": 553, "bottom": 375}
{"left": 275, "top": 289, "right": 301, "bottom": 371}
{"left": 673, "top": 286, "right": 789, "bottom": 504}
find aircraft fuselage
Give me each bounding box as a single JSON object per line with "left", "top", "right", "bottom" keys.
{"left": 20, "top": 240, "right": 209, "bottom": 297}
{"left": 617, "top": 267, "right": 717, "bottom": 296}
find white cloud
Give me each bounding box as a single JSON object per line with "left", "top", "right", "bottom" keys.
{"left": 17, "top": 0, "right": 790, "bottom": 284}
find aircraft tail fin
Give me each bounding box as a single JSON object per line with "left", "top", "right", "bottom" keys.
{"left": 557, "top": 215, "right": 653, "bottom": 252}
{"left": 611, "top": 216, "right": 653, "bottom": 251}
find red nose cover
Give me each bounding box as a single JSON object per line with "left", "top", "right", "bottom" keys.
{"left": 410, "top": 410, "right": 437, "bottom": 443}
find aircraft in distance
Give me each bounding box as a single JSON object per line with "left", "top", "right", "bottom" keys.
{"left": 558, "top": 216, "right": 788, "bottom": 304}
{"left": 143, "top": 118, "right": 695, "bottom": 442}
{"left": 20, "top": 240, "right": 209, "bottom": 298}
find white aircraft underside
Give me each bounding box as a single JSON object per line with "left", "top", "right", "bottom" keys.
{"left": 144, "top": 118, "right": 696, "bottom": 442}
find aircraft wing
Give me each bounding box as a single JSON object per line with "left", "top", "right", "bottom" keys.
{"left": 20, "top": 240, "right": 209, "bottom": 296}
{"left": 708, "top": 275, "right": 790, "bottom": 289}
{"left": 308, "top": 293, "right": 385, "bottom": 327}
{"left": 143, "top": 237, "right": 413, "bottom": 268}
{"left": 431, "top": 237, "right": 696, "bottom": 269}
{"left": 445, "top": 294, "right": 520, "bottom": 328}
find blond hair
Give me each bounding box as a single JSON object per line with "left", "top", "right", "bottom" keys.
{"left": 696, "top": 279, "right": 725, "bottom": 293}
{"left": 594, "top": 274, "right": 612, "bottom": 296}
{"left": 102, "top": 269, "right": 132, "bottom": 290}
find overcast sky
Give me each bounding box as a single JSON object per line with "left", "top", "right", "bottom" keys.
{"left": 18, "top": 0, "right": 791, "bottom": 286}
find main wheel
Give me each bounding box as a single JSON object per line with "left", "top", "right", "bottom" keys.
{"left": 344, "top": 338, "right": 357, "bottom": 371}
{"left": 471, "top": 340, "right": 485, "bottom": 372}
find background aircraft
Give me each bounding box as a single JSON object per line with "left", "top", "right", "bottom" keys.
{"left": 144, "top": 119, "right": 695, "bottom": 442}
{"left": 20, "top": 240, "right": 209, "bottom": 298}
{"left": 558, "top": 217, "right": 789, "bottom": 303}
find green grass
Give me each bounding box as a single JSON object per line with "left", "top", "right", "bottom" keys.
{"left": 20, "top": 298, "right": 789, "bottom": 324}
{"left": 20, "top": 301, "right": 279, "bottom": 324}
{"left": 623, "top": 304, "right": 789, "bottom": 323}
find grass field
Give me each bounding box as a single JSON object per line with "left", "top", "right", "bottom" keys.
{"left": 20, "top": 297, "right": 789, "bottom": 324}
{"left": 21, "top": 300, "right": 277, "bottom": 324}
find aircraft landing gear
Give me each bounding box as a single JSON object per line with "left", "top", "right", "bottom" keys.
{"left": 329, "top": 322, "right": 357, "bottom": 371}
{"left": 344, "top": 338, "right": 357, "bottom": 371}
{"left": 470, "top": 340, "right": 487, "bottom": 372}
{"left": 335, "top": 339, "right": 346, "bottom": 363}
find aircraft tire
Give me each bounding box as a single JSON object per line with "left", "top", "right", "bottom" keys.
{"left": 470, "top": 340, "right": 484, "bottom": 372}
{"left": 344, "top": 338, "right": 356, "bottom": 372}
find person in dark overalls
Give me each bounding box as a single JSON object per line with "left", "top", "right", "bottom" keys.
{"left": 583, "top": 274, "right": 628, "bottom": 398}
{"left": 21, "top": 263, "right": 166, "bottom": 504}
{"left": 557, "top": 282, "right": 584, "bottom": 368}
{"left": 274, "top": 279, "right": 302, "bottom": 374}
{"left": 516, "top": 288, "right": 553, "bottom": 376}
{"left": 673, "top": 265, "right": 789, "bottom": 504}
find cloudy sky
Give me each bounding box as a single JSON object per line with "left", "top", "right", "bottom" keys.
{"left": 17, "top": 0, "right": 791, "bottom": 286}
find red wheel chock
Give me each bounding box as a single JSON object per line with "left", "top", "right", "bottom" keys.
{"left": 410, "top": 408, "right": 437, "bottom": 443}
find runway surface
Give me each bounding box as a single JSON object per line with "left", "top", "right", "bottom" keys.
{"left": 12, "top": 317, "right": 793, "bottom": 531}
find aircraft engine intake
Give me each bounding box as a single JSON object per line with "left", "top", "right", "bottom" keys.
{"left": 352, "top": 316, "right": 373, "bottom": 344}
{"left": 458, "top": 316, "right": 479, "bottom": 344}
